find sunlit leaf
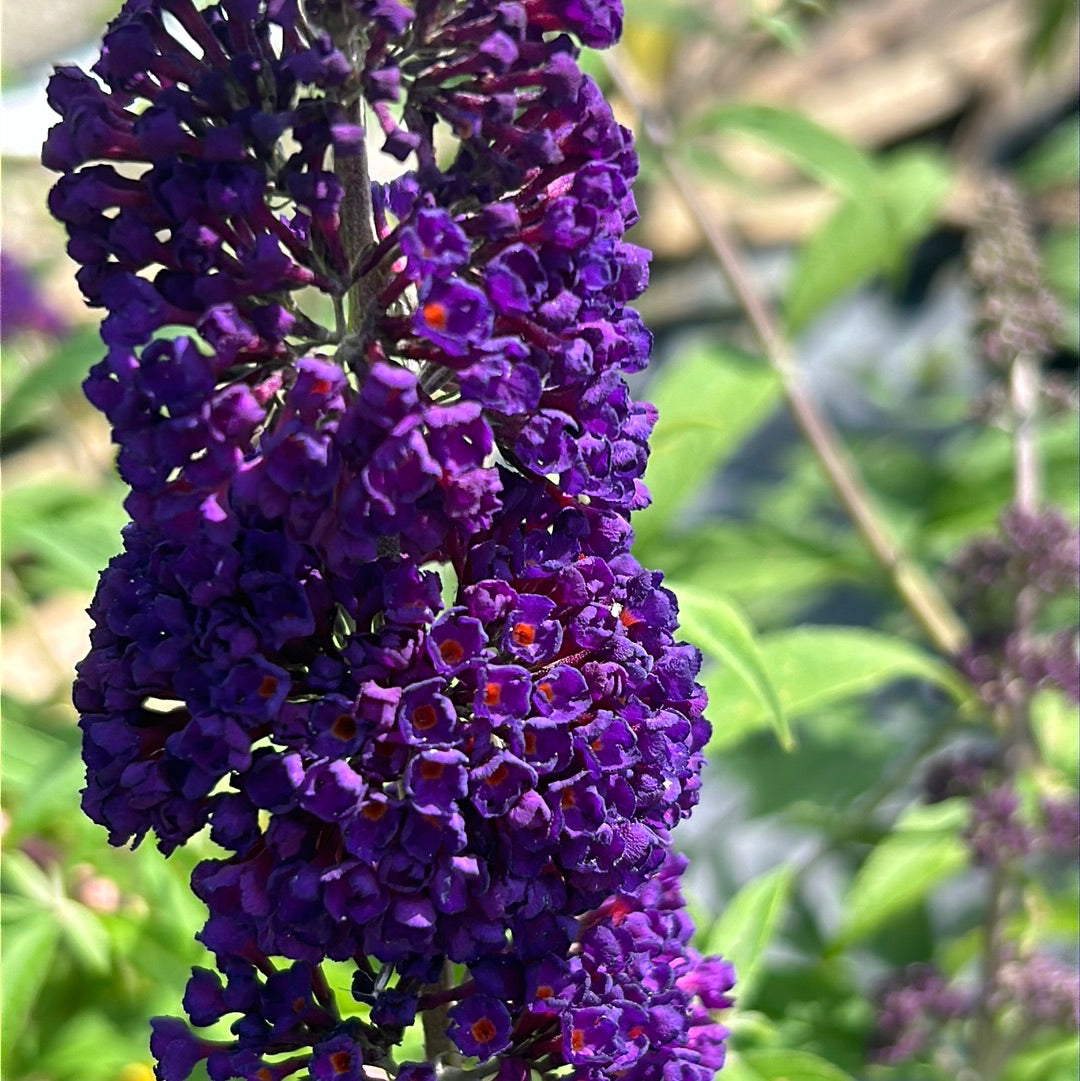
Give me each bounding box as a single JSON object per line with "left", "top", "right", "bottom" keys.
{"left": 1, "top": 847, "right": 58, "bottom": 905}
{"left": 674, "top": 584, "right": 790, "bottom": 749}
{"left": 0, "top": 325, "right": 101, "bottom": 440}
{"left": 683, "top": 105, "right": 878, "bottom": 199}
{"left": 785, "top": 147, "right": 950, "bottom": 332}
{"left": 1031, "top": 688, "right": 1080, "bottom": 783}
{"left": 1002, "top": 1033, "right": 1079, "bottom": 1081}
{"left": 653, "top": 521, "right": 869, "bottom": 615}
{"left": 635, "top": 343, "right": 779, "bottom": 554}
{"left": 1043, "top": 226, "right": 1080, "bottom": 352}
{"left": 1, "top": 480, "right": 124, "bottom": 596}
{"left": 1, "top": 912, "right": 61, "bottom": 1076}
{"left": 55, "top": 898, "right": 112, "bottom": 974}
{"left": 704, "top": 865, "right": 794, "bottom": 1006}
{"left": 785, "top": 199, "right": 891, "bottom": 333}
{"left": 725, "top": 1048, "right": 857, "bottom": 1081}
{"left": 832, "top": 800, "right": 969, "bottom": 948}
{"left": 705, "top": 626, "right": 972, "bottom": 751}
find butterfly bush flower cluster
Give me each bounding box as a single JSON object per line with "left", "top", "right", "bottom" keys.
{"left": 46, "top": 1, "right": 734, "bottom": 1078}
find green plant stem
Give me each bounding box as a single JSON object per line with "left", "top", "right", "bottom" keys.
{"left": 969, "top": 342, "right": 1045, "bottom": 1070}
{"left": 1010, "top": 352, "right": 1041, "bottom": 516}
{"left": 971, "top": 863, "right": 1010, "bottom": 1081}
{"left": 422, "top": 960, "right": 459, "bottom": 1064}
{"left": 325, "top": 13, "right": 380, "bottom": 336}
{"left": 603, "top": 51, "right": 970, "bottom": 661}
{"left": 337, "top": 97, "right": 380, "bottom": 334}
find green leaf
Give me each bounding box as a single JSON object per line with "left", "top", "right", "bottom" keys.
{"left": 634, "top": 343, "right": 779, "bottom": 554}
{"left": 1, "top": 480, "right": 125, "bottom": 596}
{"left": 1018, "top": 120, "right": 1079, "bottom": 191}
{"left": 1, "top": 912, "right": 61, "bottom": 1076}
{"left": 785, "top": 198, "right": 891, "bottom": 333}
{"left": 726, "top": 1049, "right": 857, "bottom": 1081}
{"left": 653, "top": 522, "right": 868, "bottom": 615}
{"left": 1031, "top": 689, "right": 1080, "bottom": 783}
{"left": 1002, "top": 1034, "right": 1079, "bottom": 1081}
{"left": 31, "top": 1012, "right": 139, "bottom": 1081}
{"left": 750, "top": 12, "right": 805, "bottom": 52}
{"left": 784, "top": 147, "right": 950, "bottom": 331}
{"left": 704, "top": 866, "right": 794, "bottom": 1006}
{"left": 877, "top": 148, "right": 952, "bottom": 243}
{"left": 1044, "top": 226, "right": 1080, "bottom": 352}
{"left": 0, "top": 709, "right": 68, "bottom": 794}
{"left": 1, "top": 848, "right": 59, "bottom": 906}
{"left": 54, "top": 898, "right": 112, "bottom": 974}
{"left": 832, "top": 800, "right": 968, "bottom": 948}
{"left": 5, "top": 738, "right": 84, "bottom": 840}
{"left": 0, "top": 325, "right": 101, "bottom": 439}
{"left": 684, "top": 105, "right": 878, "bottom": 199}
{"left": 705, "top": 627, "right": 972, "bottom": 753}
{"left": 673, "top": 584, "right": 790, "bottom": 750}
{"left": 924, "top": 416, "right": 1080, "bottom": 544}
{"left": 1027, "top": 0, "right": 1078, "bottom": 68}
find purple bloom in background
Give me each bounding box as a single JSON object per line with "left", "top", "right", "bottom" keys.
{"left": 0, "top": 252, "right": 66, "bottom": 340}
{"left": 870, "top": 964, "right": 969, "bottom": 1065}
{"left": 47, "top": 0, "right": 735, "bottom": 1078}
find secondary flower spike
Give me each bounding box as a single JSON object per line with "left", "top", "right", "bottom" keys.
{"left": 46, "top": 1, "right": 734, "bottom": 1078}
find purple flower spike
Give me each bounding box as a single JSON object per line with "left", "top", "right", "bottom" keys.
{"left": 53, "top": 1, "right": 727, "bottom": 1076}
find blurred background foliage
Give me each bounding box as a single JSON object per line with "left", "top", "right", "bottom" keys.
{"left": 1, "top": 0, "right": 1077, "bottom": 1079}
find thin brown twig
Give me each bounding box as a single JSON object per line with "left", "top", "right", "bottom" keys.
{"left": 604, "top": 49, "right": 970, "bottom": 660}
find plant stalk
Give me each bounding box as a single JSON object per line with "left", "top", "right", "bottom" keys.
{"left": 604, "top": 51, "right": 970, "bottom": 661}
{"left": 421, "top": 960, "right": 459, "bottom": 1064}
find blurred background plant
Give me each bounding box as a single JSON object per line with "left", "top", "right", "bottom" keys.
{"left": 1, "top": 0, "right": 1076, "bottom": 1079}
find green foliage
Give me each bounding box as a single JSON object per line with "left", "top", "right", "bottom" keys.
{"left": 2, "top": 478, "right": 126, "bottom": 602}
{"left": 725, "top": 1049, "right": 857, "bottom": 1081}
{"left": 673, "top": 584, "right": 790, "bottom": 749}
{"left": 703, "top": 866, "right": 794, "bottom": 1007}
{"left": 685, "top": 104, "right": 879, "bottom": 199}
{"left": 634, "top": 340, "right": 780, "bottom": 553}
{"left": 785, "top": 148, "right": 951, "bottom": 332}
{"left": 1043, "top": 226, "right": 1080, "bottom": 352}
{"left": 832, "top": 801, "right": 968, "bottom": 948}
{"left": 704, "top": 627, "right": 971, "bottom": 754}
{"left": 0, "top": 326, "right": 102, "bottom": 444}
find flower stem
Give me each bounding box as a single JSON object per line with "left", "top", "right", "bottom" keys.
{"left": 604, "top": 51, "right": 970, "bottom": 661}
{"left": 338, "top": 97, "right": 380, "bottom": 334}
{"left": 422, "top": 960, "right": 459, "bottom": 1064}
{"left": 324, "top": 8, "right": 381, "bottom": 335}
{"left": 1010, "top": 351, "right": 1041, "bottom": 516}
